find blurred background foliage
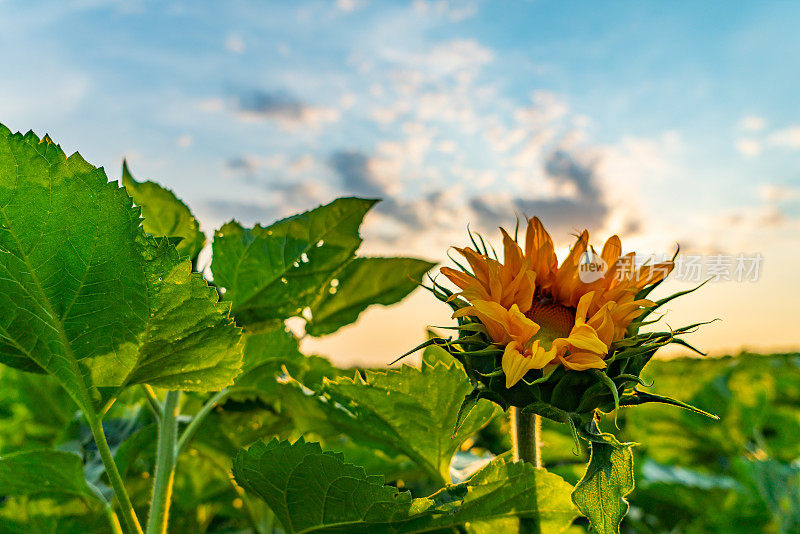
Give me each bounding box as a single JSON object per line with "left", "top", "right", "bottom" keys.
{"left": 2, "top": 349, "right": 798, "bottom": 533}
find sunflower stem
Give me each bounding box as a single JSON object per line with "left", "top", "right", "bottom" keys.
{"left": 87, "top": 417, "right": 143, "bottom": 534}
{"left": 510, "top": 407, "right": 541, "bottom": 467}
{"left": 147, "top": 390, "right": 180, "bottom": 534}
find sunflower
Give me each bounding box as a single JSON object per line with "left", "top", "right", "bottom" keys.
{"left": 440, "top": 218, "right": 674, "bottom": 388}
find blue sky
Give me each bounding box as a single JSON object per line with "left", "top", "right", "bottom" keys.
{"left": 1, "top": 0, "right": 798, "bottom": 364}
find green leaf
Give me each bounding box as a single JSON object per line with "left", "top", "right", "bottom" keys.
{"left": 0, "top": 450, "right": 102, "bottom": 502}
{"left": 0, "top": 125, "right": 243, "bottom": 419}
{"left": 305, "top": 257, "right": 435, "bottom": 337}
{"left": 572, "top": 442, "right": 634, "bottom": 534}
{"left": 233, "top": 325, "right": 304, "bottom": 390}
{"left": 287, "top": 361, "right": 499, "bottom": 484}
{"left": 211, "top": 197, "right": 377, "bottom": 323}
{"left": 233, "top": 438, "right": 579, "bottom": 533}
{"left": 401, "top": 457, "right": 579, "bottom": 534}
{"left": 233, "top": 438, "right": 421, "bottom": 533}
{"left": 121, "top": 160, "right": 205, "bottom": 259}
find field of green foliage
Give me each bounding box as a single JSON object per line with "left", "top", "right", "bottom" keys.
{"left": 3, "top": 344, "right": 798, "bottom": 533}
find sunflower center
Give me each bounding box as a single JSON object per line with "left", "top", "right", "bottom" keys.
{"left": 525, "top": 296, "right": 576, "bottom": 347}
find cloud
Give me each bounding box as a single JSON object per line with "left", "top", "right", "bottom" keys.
{"left": 225, "top": 154, "right": 285, "bottom": 175}
{"left": 738, "top": 115, "right": 766, "bottom": 132}
{"left": 735, "top": 138, "right": 761, "bottom": 157}
{"left": 420, "top": 39, "right": 493, "bottom": 74}
{"left": 544, "top": 149, "right": 601, "bottom": 199}
{"left": 412, "top": 0, "right": 479, "bottom": 22}
{"left": 760, "top": 184, "right": 800, "bottom": 203}
{"left": 202, "top": 199, "right": 274, "bottom": 226}
{"left": 327, "top": 150, "right": 399, "bottom": 197}
{"left": 767, "top": 126, "right": 800, "bottom": 149}
{"left": 469, "top": 194, "right": 608, "bottom": 237}
{"left": 335, "top": 0, "right": 365, "bottom": 12}
{"left": 233, "top": 90, "right": 339, "bottom": 128}
{"left": 225, "top": 34, "right": 246, "bottom": 53}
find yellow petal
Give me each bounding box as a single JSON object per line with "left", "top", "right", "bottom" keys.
{"left": 524, "top": 216, "right": 554, "bottom": 257}
{"left": 574, "top": 291, "right": 596, "bottom": 324}
{"left": 439, "top": 266, "right": 474, "bottom": 289}
{"left": 502, "top": 342, "right": 532, "bottom": 388}
{"left": 500, "top": 228, "right": 523, "bottom": 272}
{"left": 560, "top": 351, "right": 608, "bottom": 371}
{"left": 507, "top": 304, "right": 540, "bottom": 341}
{"left": 586, "top": 304, "right": 615, "bottom": 346}
{"left": 502, "top": 341, "right": 549, "bottom": 388}
{"left": 565, "top": 324, "right": 608, "bottom": 355}
{"left": 601, "top": 235, "right": 622, "bottom": 266}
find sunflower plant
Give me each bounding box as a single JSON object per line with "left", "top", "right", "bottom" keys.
{"left": 1, "top": 122, "right": 724, "bottom": 534}
{"left": 407, "top": 217, "right": 718, "bottom": 533}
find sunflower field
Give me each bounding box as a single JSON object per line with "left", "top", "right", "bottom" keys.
{"left": 0, "top": 123, "right": 798, "bottom": 534}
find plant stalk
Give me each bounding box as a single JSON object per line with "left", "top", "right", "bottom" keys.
{"left": 147, "top": 390, "right": 181, "bottom": 534}
{"left": 176, "top": 388, "right": 231, "bottom": 454}
{"left": 141, "top": 385, "right": 163, "bottom": 421}
{"left": 104, "top": 503, "right": 125, "bottom": 534}
{"left": 88, "top": 417, "right": 143, "bottom": 534}
{"left": 510, "top": 407, "right": 541, "bottom": 467}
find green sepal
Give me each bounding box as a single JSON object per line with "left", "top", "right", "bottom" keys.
{"left": 453, "top": 386, "right": 507, "bottom": 436}
{"left": 620, "top": 389, "right": 719, "bottom": 419}
{"left": 520, "top": 402, "right": 570, "bottom": 424}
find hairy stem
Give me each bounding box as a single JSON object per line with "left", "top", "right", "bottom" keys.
{"left": 141, "top": 385, "right": 163, "bottom": 421}
{"left": 88, "top": 417, "right": 143, "bottom": 534}
{"left": 104, "top": 503, "right": 125, "bottom": 534}
{"left": 147, "top": 390, "right": 181, "bottom": 534}
{"left": 176, "top": 388, "right": 231, "bottom": 454}
{"left": 510, "top": 407, "right": 541, "bottom": 467}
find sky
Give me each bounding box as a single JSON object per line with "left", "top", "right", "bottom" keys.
{"left": 1, "top": 0, "right": 798, "bottom": 366}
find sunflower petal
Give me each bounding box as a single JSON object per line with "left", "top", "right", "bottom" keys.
{"left": 502, "top": 342, "right": 533, "bottom": 388}
{"left": 561, "top": 351, "right": 608, "bottom": 371}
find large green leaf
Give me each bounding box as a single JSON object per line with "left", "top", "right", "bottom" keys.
{"left": 400, "top": 456, "right": 579, "bottom": 534}
{"left": 233, "top": 438, "right": 421, "bottom": 533}
{"left": 233, "top": 438, "right": 578, "bottom": 533}
{"left": 572, "top": 443, "right": 634, "bottom": 534}
{"left": 121, "top": 160, "right": 205, "bottom": 259}
{"left": 285, "top": 361, "right": 499, "bottom": 484}
{"left": 233, "top": 325, "right": 304, "bottom": 391}
{"left": 211, "top": 197, "right": 376, "bottom": 324}
{"left": 0, "top": 125, "right": 243, "bottom": 419}
{"left": 0, "top": 450, "right": 101, "bottom": 502}
{"left": 305, "top": 257, "right": 435, "bottom": 337}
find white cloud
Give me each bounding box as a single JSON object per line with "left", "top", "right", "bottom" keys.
{"left": 232, "top": 90, "right": 340, "bottom": 130}
{"left": 418, "top": 39, "right": 493, "bottom": 74}
{"left": 225, "top": 34, "right": 246, "bottom": 54}
{"left": 335, "top": 0, "right": 365, "bottom": 12}
{"left": 412, "top": 0, "right": 479, "bottom": 22}
{"left": 738, "top": 115, "right": 766, "bottom": 132}
{"left": 197, "top": 97, "right": 225, "bottom": 112}
{"left": 177, "top": 134, "right": 193, "bottom": 148}
{"left": 767, "top": 126, "right": 800, "bottom": 149}
{"left": 514, "top": 91, "right": 570, "bottom": 127}
{"left": 735, "top": 138, "right": 762, "bottom": 157}
{"left": 759, "top": 184, "right": 800, "bottom": 203}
